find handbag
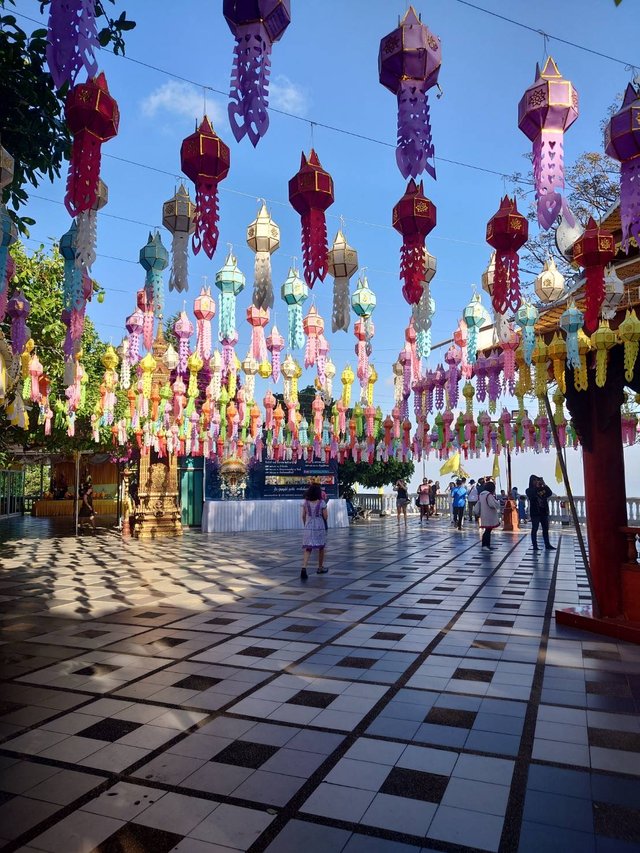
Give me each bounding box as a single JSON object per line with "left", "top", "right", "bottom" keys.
{"left": 473, "top": 499, "right": 481, "bottom": 518}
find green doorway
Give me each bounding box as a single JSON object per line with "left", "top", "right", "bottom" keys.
{"left": 178, "top": 457, "right": 204, "bottom": 527}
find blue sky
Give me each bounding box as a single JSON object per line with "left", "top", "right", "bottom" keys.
{"left": 16, "top": 0, "right": 640, "bottom": 493}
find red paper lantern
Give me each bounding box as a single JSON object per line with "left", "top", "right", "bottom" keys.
{"left": 181, "top": 117, "right": 231, "bottom": 259}
{"left": 485, "top": 196, "right": 528, "bottom": 314}
{"left": 392, "top": 179, "right": 436, "bottom": 305}
{"left": 288, "top": 149, "right": 334, "bottom": 288}
{"left": 573, "top": 216, "right": 616, "bottom": 333}
{"left": 64, "top": 72, "right": 119, "bottom": 217}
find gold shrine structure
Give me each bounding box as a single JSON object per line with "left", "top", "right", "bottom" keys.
{"left": 132, "top": 327, "right": 183, "bottom": 539}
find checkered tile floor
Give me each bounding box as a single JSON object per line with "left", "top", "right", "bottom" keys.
{"left": 0, "top": 517, "right": 639, "bottom": 852}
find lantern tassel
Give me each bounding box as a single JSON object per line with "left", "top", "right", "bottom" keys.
{"left": 253, "top": 252, "right": 273, "bottom": 309}
{"left": 332, "top": 277, "right": 350, "bottom": 333}
{"left": 533, "top": 132, "right": 573, "bottom": 231}
{"left": 228, "top": 28, "right": 271, "bottom": 147}
{"left": 584, "top": 266, "right": 606, "bottom": 334}
{"left": 399, "top": 238, "right": 425, "bottom": 305}
{"left": 192, "top": 179, "right": 220, "bottom": 259}
{"left": 65, "top": 132, "right": 101, "bottom": 217}
{"left": 288, "top": 303, "right": 304, "bottom": 350}
{"left": 63, "top": 254, "right": 84, "bottom": 311}
{"left": 75, "top": 208, "right": 97, "bottom": 269}
{"left": 396, "top": 80, "right": 436, "bottom": 181}
{"left": 220, "top": 292, "right": 236, "bottom": 340}
{"left": 142, "top": 310, "right": 154, "bottom": 351}
{"left": 620, "top": 159, "right": 640, "bottom": 254}
{"left": 170, "top": 231, "right": 189, "bottom": 292}
{"left": 301, "top": 208, "right": 328, "bottom": 287}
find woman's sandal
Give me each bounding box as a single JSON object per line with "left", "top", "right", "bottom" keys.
{"left": 316, "top": 568, "right": 328, "bottom": 574}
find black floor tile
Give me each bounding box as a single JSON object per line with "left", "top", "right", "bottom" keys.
{"left": 372, "top": 632, "right": 405, "bottom": 641}
{"left": 379, "top": 766, "right": 448, "bottom": 803}
{"left": 453, "top": 667, "right": 494, "bottom": 683}
{"left": 425, "top": 707, "right": 477, "bottom": 728}
{"left": 337, "top": 657, "right": 376, "bottom": 670}
{"left": 74, "top": 664, "right": 120, "bottom": 676}
{"left": 206, "top": 617, "right": 236, "bottom": 625}
{"left": 288, "top": 690, "right": 336, "bottom": 708}
{"left": 588, "top": 728, "right": 640, "bottom": 752}
{"left": 93, "top": 822, "right": 183, "bottom": 853}
{"left": 593, "top": 801, "right": 640, "bottom": 843}
{"left": 214, "top": 740, "right": 279, "bottom": 769}
{"left": 237, "top": 646, "right": 278, "bottom": 658}
{"left": 154, "top": 637, "right": 188, "bottom": 648}
{"left": 78, "top": 719, "right": 142, "bottom": 742}
{"left": 174, "top": 674, "right": 222, "bottom": 691}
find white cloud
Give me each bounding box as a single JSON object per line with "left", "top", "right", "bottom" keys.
{"left": 141, "top": 80, "right": 225, "bottom": 126}
{"left": 270, "top": 74, "right": 309, "bottom": 115}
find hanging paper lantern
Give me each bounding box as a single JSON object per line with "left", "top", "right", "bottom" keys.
{"left": 515, "top": 301, "right": 539, "bottom": 365}
{"left": 393, "top": 179, "right": 437, "bottom": 305}
{"left": 573, "top": 217, "right": 616, "bottom": 333}
{"left": 535, "top": 256, "right": 565, "bottom": 303}
{"left": 559, "top": 299, "right": 584, "bottom": 370}
{"left": 288, "top": 150, "right": 334, "bottom": 287}
{"left": 7, "top": 291, "right": 31, "bottom": 355}
{"left": 354, "top": 318, "right": 374, "bottom": 394}
{"left": 463, "top": 292, "right": 486, "bottom": 363}
{"left": 328, "top": 228, "right": 358, "bottom": 333}
{"left": 547, "top": 332, "right": 567, "bottom": 394}
{"left": 378, "top": 6, "right": 441, "bottom": 180}
{"left": 266, "top": 325, "right": 285, "bottom": 383}
{"left": 531, "top": 337, "right": 549, "bottom": 397}
{"left": 591, "top": 320, "right": 617, "bottom": 388}
{"left": 125, "top": 308, "right": 144, "bottom": 365}
{"left": 0, "top": 205, "right": 17, "bottom": 319}
{"left": 247, "top": 305, "right": 269, "bottom": 363}
{"left": 618, "top": 309, "right": 640, "bottom": 382}
{"left": 341, "top": 365, "right": 355, "bottom": 408}
{"left": 303, "top": 306, "right": 324, "bottom": 368}
{"left": 444, "top": 345, "right": 461, "bottom": 408}
{"left": 181, "top": 117, "right": 230, "bottom": 259}
{"left": 215, "top": 251, "right": 245, "bottom": 342}
{"left": 0, "top": 144, "right": 14, "bottom": 191}
{"left": 46, "top": 0, "right": 99, "bottom": 90}
{"left": 481, "top": 252, "right": 495, "bottom": 299}
{"left": 194, "top": 287, "right": 216, "bottom": 360}
{"left": 139, "top": 232, "right": 169, "bottom": 320}
{"left": 486, "top": 196, "right": 528, "bottom": 314}
{"left": 574, "top": 329, "right": 591, "bottom": 392}
{"left": 224, "top": 0, "right": 291, "bottom": 146}
{"left": 247, "top": 202, "right": 280, "bottom": 309}
{"left": 64, "top": 73, "right": 119, "bottom": 217}
{"left": 163, "top": 184, "right": 196, "bottom": 293}
{"left": 601, "top": 264, "right": 624, "bottom": 320}
{"left": 281, "top": 266, "right": 308, "bottom": 350}
{"left": 174, "top": 310, "right": 194, "bottom": 376}
{"left": 351, "top": 274, "right": 377, "bottom": 321}
{"left": 59, "top": 221, "right": 84, "bottom": 311}
{"left": 518, "top": 58, "right": 579, "bottom": 230}
{"left": 605, "top": 82, "right": 640, "bottom": 252}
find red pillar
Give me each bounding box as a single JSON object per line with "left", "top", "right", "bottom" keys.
{"left": 566, "top": 347, "right": 628, "bottom": 618}
{"left": 581, "top": 388, "right": 627, "bottom": 617}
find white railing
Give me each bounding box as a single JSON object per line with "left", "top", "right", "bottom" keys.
{"left": 355, "top": 493, "right": 640, "bottom": 524}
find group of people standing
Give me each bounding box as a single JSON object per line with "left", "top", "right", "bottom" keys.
{"left": 392, "top": 474, "right": 556, "bottom": 552}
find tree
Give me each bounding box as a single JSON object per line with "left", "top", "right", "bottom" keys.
{"left": 338, "top": 458, "right": 415, "bottom": 499}
{"left": 0, "top": 241, "right": 110, "bottom": 458}
{"left": 0, "top": 0, "right": 135, "bottom": 233}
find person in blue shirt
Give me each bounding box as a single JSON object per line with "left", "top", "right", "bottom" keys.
{"left": 451, "top": 479, "right": 468, "bottom": 530}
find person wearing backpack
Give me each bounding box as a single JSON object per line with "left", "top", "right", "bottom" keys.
{"left": 478, "top": 481, "right": 500, "bottom": 551}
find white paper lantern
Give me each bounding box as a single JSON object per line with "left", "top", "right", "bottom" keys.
{"left": 601, "top": 264, "right": 624, "bottom": 320}
{"left": 535, "top": 257, "right": 565, "bottom": 303}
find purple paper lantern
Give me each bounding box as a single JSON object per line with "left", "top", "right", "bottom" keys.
{"left": 605, "top": 82, "right": 640, "bottom": 253}
{"left": 7, "top": 290, "right": 30, "bottom": 355}
{"left": 224, "top": 0, "right": 292, "bottom": 146}
{"left": 46, "top": 0, "right": 99, "bottom": 90}
{"left": 518, "top": 57, "right": 579, "bottom": 231}
{"left": 379, "top": 6, "right": 441, "bottom": 180}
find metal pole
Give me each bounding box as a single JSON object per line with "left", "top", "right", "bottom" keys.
{"left": 543, "top": 392, "right": 597, "bottom": 615}
{"left": 74, "top": 450, "right": 80, "bottom": 538}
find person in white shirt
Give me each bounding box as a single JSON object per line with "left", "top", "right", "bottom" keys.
{"left": 467, "top": 479, "right": 478, "bottom": 522}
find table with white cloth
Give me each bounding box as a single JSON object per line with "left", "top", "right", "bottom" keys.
{"left": 201, "top": 499, "right": 348, "bottom": 533}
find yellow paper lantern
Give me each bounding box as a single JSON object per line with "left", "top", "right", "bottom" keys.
{"left": 590, "top": 320, "right": 618, "bottom": 388}
{"left": 617, "top": 308, "right": 640, "bottom": 382}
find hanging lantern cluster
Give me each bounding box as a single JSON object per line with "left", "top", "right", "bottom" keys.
{"left": 518, "top": 58, "right": 579, "bottom": 230}
{"left": 224, "top": 0, "right": 292, "bottom": 146}
{"left": 393, "top": 179, "right": 437, "bottom": 305}
{"left": 288, "top": 150, "right": 334, "bottom": 288}
{"left": 181, "top": 117, "right": 230, "bottom": 259}
{"left": 605, "top": 82, "right": 640, "bottom": 253}
{"left": 485, "top": 196, "right": 528, "bottom": 314}
{"left": 378, "top": 6, "right": 441, "bottom": 180}
{"left": 247, "top": 202, "right": 280, "bottom": 309}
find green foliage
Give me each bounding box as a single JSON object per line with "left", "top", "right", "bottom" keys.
{"left": 0, "top": 0, "right": 135, "bottom": 233}
{"left": 164, "top": 312, "right": 180, "bottom": 351}
{"left": 338, "top": 458, "right": 415, "bottom": 499}
{"left": 0, "top": 241, "right": 110, "bottom": 457}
